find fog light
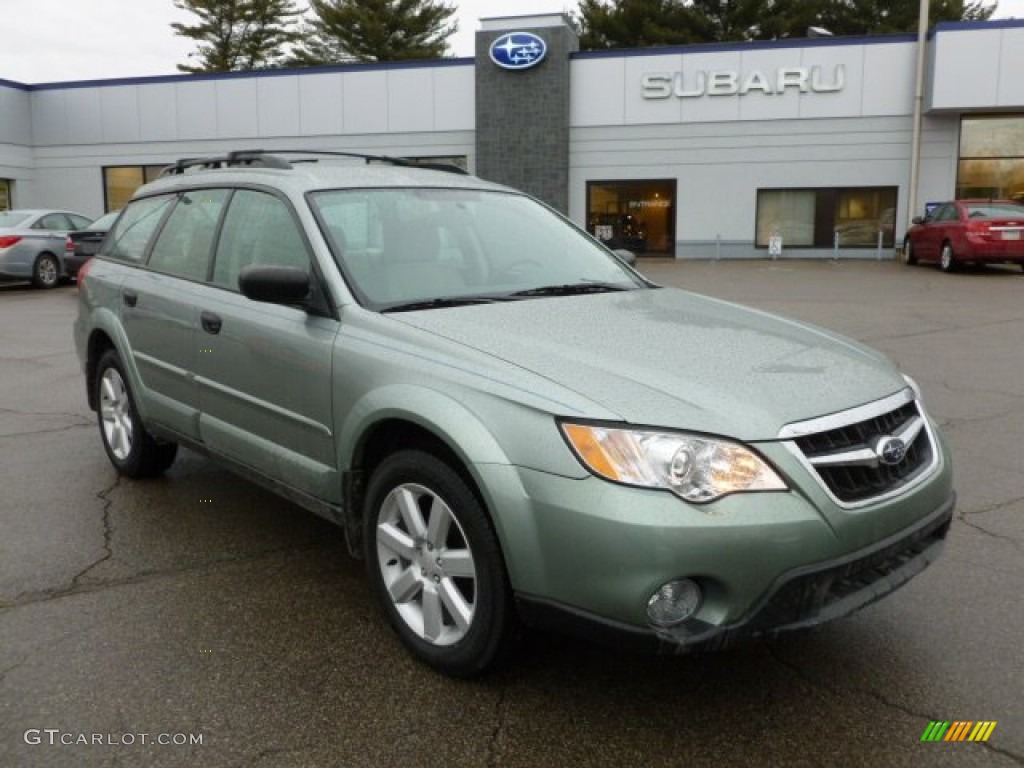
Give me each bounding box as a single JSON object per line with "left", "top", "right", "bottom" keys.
{"left": 646, "top": 579, "right": 702, "bottom": 627}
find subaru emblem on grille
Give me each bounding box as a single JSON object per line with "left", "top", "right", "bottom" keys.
{"left": 875, "top": 436, "right": 907, "bottom": 466}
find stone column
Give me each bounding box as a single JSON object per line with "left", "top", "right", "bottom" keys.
{"left": 475, "top": 15, "right": 578, "bottom": 214}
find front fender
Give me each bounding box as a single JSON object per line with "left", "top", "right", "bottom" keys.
{"left": 338, "top": 384, "right": 553, "bottom": 591}
{"left": 338, "top": 384, "right": 513, "bottom": 471}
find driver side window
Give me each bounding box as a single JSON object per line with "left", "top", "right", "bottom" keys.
{"left": 212, "top": 190, "right": 310, "bottom": 291}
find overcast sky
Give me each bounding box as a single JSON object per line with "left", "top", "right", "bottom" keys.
{"left": 1, "top": 0, "right": 1021, "bottom": 85}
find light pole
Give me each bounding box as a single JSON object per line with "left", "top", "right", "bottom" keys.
{"left": 907, "top": 0, "right": 930, "bottom": 229}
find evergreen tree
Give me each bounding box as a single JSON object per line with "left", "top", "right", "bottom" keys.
{"left": 173, "top": 0, "right": 303, "bottom": 73}
{"left": 577, "top": 0, "right": 998, "bottom": 48}
{"left": 827, "top": 0, "right": 995, "bottom": 36}
{"left": 577, "top": 0, "right": 712, "bottom": 49}
{"left": 290, "top": 0, "right": 457, "bottom": 65}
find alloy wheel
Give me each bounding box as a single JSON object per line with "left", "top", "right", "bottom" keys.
{"left": 940, "top": 243, "right": 956, "bottom": 272}
{"left": 99, "top": 366, "right": 133, "bottom": 460}
{"left": 35, "top": 255, "right": 59, "bottom": 288}
{"left": 375, "top": 482, "right": 477, "bottom": 646}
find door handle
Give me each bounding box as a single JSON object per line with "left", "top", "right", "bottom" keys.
{"left": 123, "top": 290, "right": 137, "bottom": 308}
{"left": 200, "top": 311, "right": 223, "bottom": 335}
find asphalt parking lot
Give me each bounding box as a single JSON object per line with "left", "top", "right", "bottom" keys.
{"left": 1, "top": 260, "right": 1022, "bottom": 768}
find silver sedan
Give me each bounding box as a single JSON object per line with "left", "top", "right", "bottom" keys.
{"left": 0, "top": 209, "right": 95, "bottom": 288}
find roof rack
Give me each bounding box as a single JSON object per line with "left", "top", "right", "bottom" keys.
{"left": 160, "top": 149, "right": 469, "bottom": 177}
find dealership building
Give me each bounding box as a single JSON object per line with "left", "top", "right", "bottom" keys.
{"left": 1, "top": 14, "right": 1022, "bottom": 259}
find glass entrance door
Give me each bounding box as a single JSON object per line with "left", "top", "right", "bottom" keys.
{"left": 586, "top": 180, "right": 676, "bottom": 256}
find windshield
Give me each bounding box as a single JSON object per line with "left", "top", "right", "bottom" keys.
{"left": 0, "top": 212, "right": 31, "bottom": 227}
{"left": 309, "top": 188, "right": 647, "bottom": 309}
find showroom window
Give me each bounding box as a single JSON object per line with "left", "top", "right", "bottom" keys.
{"left": 756, "top": 187, "right": 897, "bottom": 248}
{"left": 103, "top": 165, "right": 167, "bottom": 212}
{"left": 586, "top": 180, "right": 676, "bottom": 256}
{"left": 957, "top": 115, "right": 1024, "bottom": 202}
{"left": 0, "top": 179, "right": 10, "bottom": 211}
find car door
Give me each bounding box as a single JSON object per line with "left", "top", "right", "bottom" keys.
{"left": 114, "top": 190, "right": 228, "bottom": 440}
{"left": 933, "top": 203, "right": 961, "bottom": 256}
{"left": 30, "top": 212, "right": 76, "bottom": 262}
{"left": 192, "top": 188, "right": 340, "bottom": 503}
{"left": 919, "top": 204, "right": 951, "bottom": 260}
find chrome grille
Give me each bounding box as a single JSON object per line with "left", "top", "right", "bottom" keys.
{"left": 782, "top": 391, "right": 938, "bottom": 507}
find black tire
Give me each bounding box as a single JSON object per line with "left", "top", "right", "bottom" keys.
{"left": 32, "top": 252, "right": 61, "bottom": 289}
{"left": 94, "top": 349, "right": 177, "bottom": 477}
{"left": 363, "top": 450, "right": 514, "bottom": 677}
{"left": 939, "top": 242, "right": 957, "bottom": 273}
{"left": 902, "top": 239, "right": 917, "bottom": 265}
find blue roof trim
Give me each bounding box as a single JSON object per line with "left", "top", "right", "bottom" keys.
{"left": 24, "top": 57, "right": 475, "bottom": 91}
{"left": 571, "top": 32, "right": 916, "bottom": 60}
{"left": 0, "top": 77, "right": 30, "bottom": 91}
{"left": 934, "top": 18, "right": 1024, "bottom": 32}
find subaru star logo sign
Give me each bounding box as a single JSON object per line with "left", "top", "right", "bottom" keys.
{"left": 875, "top": 436, "right": 908, "bottom": 467}
{"left": 489, "top": 32, "right": 547, "bottom": 71}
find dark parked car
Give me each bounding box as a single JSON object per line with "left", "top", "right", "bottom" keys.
{"left": 903, "top": 199, "right": 1024, "bottom": 272}
{"left": 65, "top": 211, "right": 120, "bottom": 278}
{"left": 0, "top": 209, "right": 94, "bottom": 287}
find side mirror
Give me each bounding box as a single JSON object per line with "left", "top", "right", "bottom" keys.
{"left": 911, "top": 216, "right": 924, "bottom": 225}
{"left": 613, "top": 248, "right": 637, "bottom": 266}
{"left": 239, "top": 265, "right": 311, "bottom": 305}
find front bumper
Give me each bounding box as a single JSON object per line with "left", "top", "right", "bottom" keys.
{"left": 515, "top": 492, "right": 953, "bottom": 653}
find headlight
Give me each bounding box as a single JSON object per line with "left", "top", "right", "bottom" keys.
{"left": 560, "top": 422, "right": 787, "bottom": 504}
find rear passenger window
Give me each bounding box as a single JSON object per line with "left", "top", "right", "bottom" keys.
{"left": 34, "top": 213, "right": 71, "bottom": 230}
{"left": 212, "top": 190, "right": 309, "bottom": 290}
{"left": 148, "top": 189, "right": 229, "bottom": 281}
{"left": 103, "top": 195, "right": 175, "bottom": 263}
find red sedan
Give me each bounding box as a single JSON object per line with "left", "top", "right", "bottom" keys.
{"left": 903, "top": 199, "right": 1024, "bottom": 273}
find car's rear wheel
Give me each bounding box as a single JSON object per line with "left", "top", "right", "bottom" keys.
{"left": 940, "top": 242, "right": 957, "bottom": 273}
{"left": 903, "top": 238, "right": 918, "bottom": 265}
{"left": 95, "top": 349, "right": 178, "bottom": 477}
{"left": 32, "top": 253, "right": 60, "bottom": 289}
{"left": 364, "top": 450, "right": 514, "bottom": 677}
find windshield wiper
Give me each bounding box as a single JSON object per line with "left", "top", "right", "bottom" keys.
{"left": 380, "top": 296, "right": 511, "bottom": 313}
{"left": 509, "top": 282, "right": 632, "bottom": 298}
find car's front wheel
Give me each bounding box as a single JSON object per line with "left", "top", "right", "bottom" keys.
{"left": 95, "top": 349, "right": 178, "bottom": 477}
{"left": 940, "top": 242, "right": 957, "bottom": 273}
{"left": 902, "top": 238, "right": 918, "bottom": 265}
{"left": 364, "top": 450, "right": 514, "bottom": 677}
{"left": 32, "top": 253, "right": 61, "bottom": 289}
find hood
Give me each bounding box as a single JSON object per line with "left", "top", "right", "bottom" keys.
{"left": 393, "top": 287, "right": 905, "bottom": 441}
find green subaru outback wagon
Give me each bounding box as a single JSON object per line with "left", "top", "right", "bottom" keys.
{"left": 74, "top": 151, "right": 954, "bottom": 677}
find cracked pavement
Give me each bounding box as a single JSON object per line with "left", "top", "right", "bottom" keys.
{"left": 2, "top": 263, "right": 1022, "bottom": 767}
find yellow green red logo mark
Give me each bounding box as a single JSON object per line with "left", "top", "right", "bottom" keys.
{"left": 921, "top": 721, "right": 997, "bottom": 742}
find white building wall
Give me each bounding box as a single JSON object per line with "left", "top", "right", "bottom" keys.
{"left": 569, "top": 39, "right": 965, "bottom": 256}
{"left": 16, "top": 64, "right": 475, "bottom": 214}
{"left": 28, "top": 64, "right": 475, "bottom": 148}
{"left": 0, "top": 82, "right": 34, "bottom": 207}
{"left": 930, "top": 23, "right": 1024, "bottom": 110}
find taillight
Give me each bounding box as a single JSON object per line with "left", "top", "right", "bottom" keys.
{"left": 65, "top": 235, "right": 74, "bottom": 252}
{"left": 966, "top": 220, "right": 993, "bottom": 240}
{"left": 0, "top": 235, "right": 22, "bottom": 249}
{"left": 76, "top": 258, "right": 94, "bottom": 292}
